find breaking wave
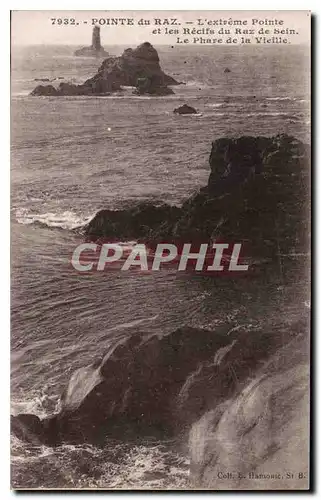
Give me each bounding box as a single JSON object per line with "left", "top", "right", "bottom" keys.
{"left": 15, "top": 208, "right": 92, "bottom": 231}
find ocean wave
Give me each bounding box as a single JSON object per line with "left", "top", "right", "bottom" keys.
{"left": 22, "top": 94, "right": 183, "bottom": 101}
{"left": 15, "top": 208, "right": 93, "bottom": 230}
{"left": 11, "top": 438, "right": 189, "bottom": 489}
{"left": 174, "top": 113, "right": 203, "bottom": 117}
{"left": 265, "top": 96, "right": 308, "bottom": 102}
{"left": 206, "top": 103, "right": 226, "bottom": 108}
{"left": 245, "top": 112, "right": 301, "bottom": 118}
{"left": 200, "top": 111, "right": 301, "bottom": 119}
{"left": 11, "top": 92, "right": 33, "bottom": 98}
{"left": 183, "top": 80, "right": 213, "bottom": 89}
{"left": 11, "top": 386, "right": 61, "bottom": 419}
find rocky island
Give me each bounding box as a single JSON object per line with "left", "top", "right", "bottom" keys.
{"left": 174, "top": 104, "right": 198, "bottom": 114}
{"left": 74, "top": 26, "right": 109, "bottom": 58}
{"left": 31, "top": 42, "right": 180, "bottom": 97}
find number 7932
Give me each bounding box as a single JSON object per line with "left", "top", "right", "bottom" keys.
{"left": 51, "top": 18, "right": 77, "bottom": 25}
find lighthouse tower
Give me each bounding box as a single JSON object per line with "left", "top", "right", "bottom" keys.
{"left": 92, "top": 26, "right": 102, "bottom": 51}
{"left": 74, "top": 25, "right": 109, "bottom": 57}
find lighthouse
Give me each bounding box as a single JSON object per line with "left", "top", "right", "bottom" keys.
{"left": 92, "top": 26, "right": 102, "bottom": 51}
{"left": 74, "top": 26, "right": 109, "bottom": 57}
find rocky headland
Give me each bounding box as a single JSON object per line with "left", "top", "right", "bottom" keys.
{"left": 31, "top": 42, "right": 180, "bottom": 97}
{"left": 84, "top": 134, "right": 310, "bottom": 263}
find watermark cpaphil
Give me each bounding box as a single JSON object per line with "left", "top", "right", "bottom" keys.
{"left": 70, "top": 241, "right": 249, "bottom": 273}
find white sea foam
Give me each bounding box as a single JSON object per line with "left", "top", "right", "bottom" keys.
{"left": 15, "top": 208, "right": 93, "bottom": 230}
{"left": 266, "top": 96, "right": 295, "bottom": 101}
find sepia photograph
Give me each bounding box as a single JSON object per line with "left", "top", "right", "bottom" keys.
{"left": 10, "top": 10, "right": 311, "bottom": 490}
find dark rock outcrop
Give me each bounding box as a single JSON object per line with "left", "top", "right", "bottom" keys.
{"left": 224, "top": 67, "right": 231, "bottom": 73}
{"left": 92, "top": 42, "right": 180, "bottom": 88}
{"left": 31, "top": 79, "right": 119, "bottom": 97}
{"left": 174, "top": 104, "right": 198, "bottom": 114}
{"left": 84, "top": 134, "right": 310, "bottom": 261}
{"left": 31, "top": 84, "right": 59, "bottom": 96}
{"left": 74, "top": 26, "right": 109, "bottom": 58}
{"left": 84, "top": 202, "right": 181, "bottom": 241}
{"left": 31, "top": 42, "right": 179, "bottom": 96}
{"left": 11, "top": 315, "right": 308, "bottom": 446}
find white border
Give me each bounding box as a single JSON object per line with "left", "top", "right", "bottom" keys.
{"left": 3, "top": 1, "right": 317, "bottom": 498}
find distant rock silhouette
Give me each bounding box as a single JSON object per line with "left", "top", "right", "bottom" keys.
{"left": 174, "top": 104, "right": 197, "bottom": 114}
{"left": 224, "top": 67, "right": 231, "bottom": 73}
{"left": 74, "top": 26, "right": 109, "bottom": 58}
{"left": 31, "top": 84, "right": 59, "bottom": 96}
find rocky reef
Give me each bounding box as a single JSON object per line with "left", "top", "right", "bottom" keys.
{"left": 74, "top": 26, "right": 109, "bottom": 58}
{"left": 174, "top": 104, "right": 198, "bottom": 114}
{"left": 31, "top": 80, "right": 119, "bottom": 97}
{"left": 31, "top": 42, "right": 179, "bottom": 97}
{"left": 84, "top": 134, "right": 310, "bottom": 262}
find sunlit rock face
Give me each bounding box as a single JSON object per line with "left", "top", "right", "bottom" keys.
{"left": 189, "top": 332, "right": 310, "bottom": 490}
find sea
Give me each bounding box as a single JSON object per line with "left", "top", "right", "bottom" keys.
{"left": 11, "top": 44, "right": 310, "bottom": 489}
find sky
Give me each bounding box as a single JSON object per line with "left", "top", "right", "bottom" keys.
{"left": 11, "top": 10, "right": 310, "bottom": 46}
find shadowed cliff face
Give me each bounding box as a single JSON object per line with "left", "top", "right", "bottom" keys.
{"left": 84, "top": 134, "right": 310, "bottom": 261}
{"left": 11, "top": 315, "right": 309, "bottom": 447}
{"left": 31, "top": 42, "right": 179, "bottom": 96}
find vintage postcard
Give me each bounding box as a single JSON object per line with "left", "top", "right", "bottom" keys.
{"left": 11, "top": 10, "right": 311, "bottom": 490}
